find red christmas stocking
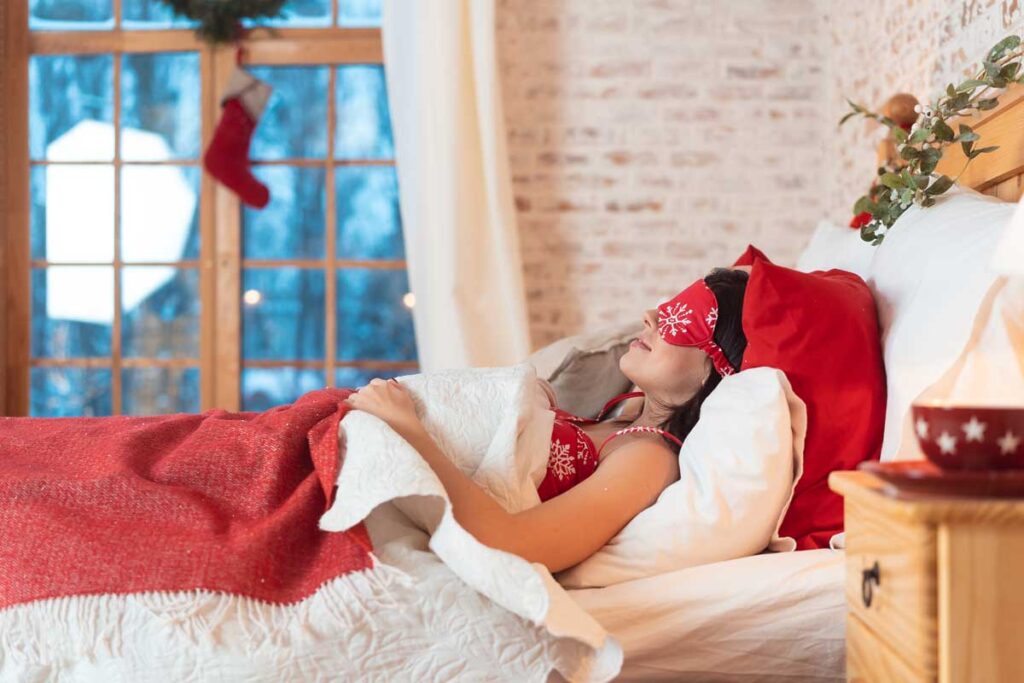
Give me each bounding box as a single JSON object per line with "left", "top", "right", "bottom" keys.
{"left": 203, "top": 68, "right": 272, "bottom": 208}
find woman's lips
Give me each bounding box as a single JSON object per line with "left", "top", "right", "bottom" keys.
{"left": 631, "top": 338, "right": 651, "bottom": 351}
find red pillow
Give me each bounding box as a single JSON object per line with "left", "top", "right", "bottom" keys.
{"left": 733, "top": 245, "right": 886, "bottom": 549}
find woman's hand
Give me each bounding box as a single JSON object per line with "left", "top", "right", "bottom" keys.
{"left": 342, "top": 378, "right": 423, "bottom": 437}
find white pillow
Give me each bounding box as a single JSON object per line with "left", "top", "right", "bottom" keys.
{"left": 796, "top": 218, "right": 876, "bottom": 280}
{"left": 554, "top": 367, "right": 807, "bottom": 589}
{"left": 868, "top": 186, "right": 1016, "bottom": 460}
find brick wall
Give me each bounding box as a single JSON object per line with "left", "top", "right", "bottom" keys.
{"left": 825, "top": 0, "right": 1024, "bottom": 225}
{"left": 496, "top": 0, "right": 828, "bottom": 349}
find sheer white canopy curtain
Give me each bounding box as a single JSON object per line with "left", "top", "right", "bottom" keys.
{"left": 382, "top": 0, "right": 532, "bottom": 372}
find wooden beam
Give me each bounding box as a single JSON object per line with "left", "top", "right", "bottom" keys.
{"left": 935, "top": 82, "right": 1024, "bottom": 194}
{"left": 3, "top": 2, "right": 30, "bottom": 415}
{"left": 29, "top": 28, "right": 382, "bottom": 63}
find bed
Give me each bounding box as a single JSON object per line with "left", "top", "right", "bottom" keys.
{"left": 3, "top": 87, "right": 1022, "bottom": 682}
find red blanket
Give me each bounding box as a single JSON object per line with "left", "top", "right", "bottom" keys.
{"left": 0, "top": 388, "right": 372, "bottom": 610}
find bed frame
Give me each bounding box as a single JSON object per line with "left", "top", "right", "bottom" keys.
{"left": 881, "top": 83, "right": 1024, "bottom": 202}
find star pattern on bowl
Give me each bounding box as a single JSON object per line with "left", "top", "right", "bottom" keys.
{"left": 916, "top": 416, "right": 1020, "bottom": 457}
{"left": 998, "top": 430, "right": 1021, "bottom": 456}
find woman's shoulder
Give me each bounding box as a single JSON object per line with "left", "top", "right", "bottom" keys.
{"left": 536, "top": 377, "right": 557, "bottom": 408}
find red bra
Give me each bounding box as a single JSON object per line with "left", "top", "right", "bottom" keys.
{"left": 536, "top": 391, "right": 684, "bottom": 502}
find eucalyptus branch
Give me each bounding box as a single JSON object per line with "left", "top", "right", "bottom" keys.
{"left": 156, "top": 0, "right": 288, "bottom": 45}
{"left": 840, "top": 34, "right": 1024, "bottom": 244}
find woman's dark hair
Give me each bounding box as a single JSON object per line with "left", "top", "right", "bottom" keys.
{"left": 657, "top": 267, "right": 748, "bottom": 450}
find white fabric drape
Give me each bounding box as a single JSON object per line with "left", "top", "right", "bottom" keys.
{"left": 381, "top": 0, "right": 532, "bottom": 372}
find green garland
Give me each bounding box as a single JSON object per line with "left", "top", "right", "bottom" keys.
{"left": 841, "top": 34, "right": 1024, "bottom": 244}
{"left": 157, "top": 0, "right": 288, "bottom": 44}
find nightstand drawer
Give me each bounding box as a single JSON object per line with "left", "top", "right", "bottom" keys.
{"left": 844, "top": 496, "right": 938, "bottom": 675}
{"left": 846, "top": 614, "right": 932, "bottom": 682}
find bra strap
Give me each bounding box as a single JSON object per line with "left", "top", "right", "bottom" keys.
{"left": 596, "top": 425, "right": 684, "bottom": 458}
{"left": 595, "top": 391, "right": 645, "bottom": 421}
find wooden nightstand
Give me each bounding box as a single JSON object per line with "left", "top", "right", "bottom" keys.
{"left": 829, "top": 470, "right": 1024, "bottom": 682}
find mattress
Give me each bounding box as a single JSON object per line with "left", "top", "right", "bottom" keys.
{"left": 566, "top": 549, "right": 846, "bottom": 682}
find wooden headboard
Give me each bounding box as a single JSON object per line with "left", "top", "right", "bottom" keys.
{"left": 881, "top": 83, "right": 1024, "bottom": 203}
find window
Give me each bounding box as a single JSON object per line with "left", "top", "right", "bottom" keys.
{"left": 3, "top": 0, "right": 419, "bottom": 416}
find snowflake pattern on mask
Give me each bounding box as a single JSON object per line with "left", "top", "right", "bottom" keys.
{"left": 658, "top": 302, "right": 694, "bottom": 338}
{"left": 705, "top": 307, "right": 718, "bottom": 327}
{"left": 548, "top": 439, "right": 575, "bottom": 479}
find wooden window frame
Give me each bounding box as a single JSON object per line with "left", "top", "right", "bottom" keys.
{"left": 2, "top": 3, "right": 409, "bottom": 416}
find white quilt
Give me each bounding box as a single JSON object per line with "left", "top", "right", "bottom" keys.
{"left": 0, "top": 363, "right": 622, "bottom": 682}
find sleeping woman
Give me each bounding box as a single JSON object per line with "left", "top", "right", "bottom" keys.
{"left": 342, "top": 267, "right": 749, "bottom": 574}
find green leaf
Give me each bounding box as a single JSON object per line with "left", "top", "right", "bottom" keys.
{"left": 946, "top": 83, "right": 958, "bottom": 98}
{"left": 976, "top": 97, "right": 999, "bottom": 110}
{"left": 932, "top": 118, "right": 955, "bottom": 141}
{"left": 879, "top": 172, "right": 904, "bottom": 189}
{"left": 956, "top": 78, "right": 988, "bottom": 92}
{"left": 912, "top": 174, "right": 931, "bottom": 189}
{"left": 987, "top": 35, "right": 1021, "bottom": 61}
{"left": 922, "top": 196, "right": 937, "bottom": 208}
{"left": 891, "top": 126, "right": 908, "bottom": 143}
{"left": 962, "top": 139, "right": 975, "bottom": 157}
{"left": 1001, "top": 62, "right": 1021, "bottom": 79}
{"left": 838, "top": 111, "right": 858, "bottom": 126}
{"left": 908, "top": 126, "right": 931, "bottom": 143}
{"left": 958, "top": 123, "right": 980, "bottom": 142}
{"left": 853, "top": 195, "right": 873, "bottom": 215}
{"left": 925, "top": 175, "right": 954, "bottom": 195}
{"left": 918, "top": 147, "right": 942, "bottom": 176}
{"left": 969, "top": 145, "right": 1000, "bottom": 158}
{"left": 984, "top": 60, "right": 1003, "bottom": 79}
{"left": 900, "top": 146, "right": 921, "bottom": 160}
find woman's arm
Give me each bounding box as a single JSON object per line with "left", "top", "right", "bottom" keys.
{"left": 397, "top": 422, "right": 677, "bottom": 574}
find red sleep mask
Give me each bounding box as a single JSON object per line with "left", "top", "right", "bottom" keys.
{"left": 657, "top": 279, "right": 735, "bottom": 377}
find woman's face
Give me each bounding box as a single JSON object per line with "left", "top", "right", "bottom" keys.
{"left": 619, "top": 308, "right": 711, "bottom": 405}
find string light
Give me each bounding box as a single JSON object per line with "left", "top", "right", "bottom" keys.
{"left": 243, "top": 289, "right": 262, "bottom": 306}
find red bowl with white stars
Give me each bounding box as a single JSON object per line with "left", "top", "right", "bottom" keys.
{"left": 911, "top": 403, "right": 1024, "bottom": 470}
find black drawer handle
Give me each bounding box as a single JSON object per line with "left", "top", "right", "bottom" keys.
{"left": 862, "top": 561, "right": 881, "bottom": 608}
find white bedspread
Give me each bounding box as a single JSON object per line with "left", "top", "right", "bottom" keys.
{"left": 570, "top": 548, "right": 846, "bottom": 681}
{"left": 320, "top": 362, "right": 623, "bottom": 682}
{"left": 0, "top": 363, "right": 622, "bottom": 682}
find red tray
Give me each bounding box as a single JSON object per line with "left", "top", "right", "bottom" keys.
{"left": 859, "top": 460, "right": 1024, "bottom": 499}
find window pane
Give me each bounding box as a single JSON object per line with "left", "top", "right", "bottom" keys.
{"left": 30, "top": 0, "right": 113, "bottom": 30}
{"left": 31, "top": 368, "right": 112, "bottom": 417}
{"left": 30, "top": 54, "right": 114, "bottom": 161}
{"left": 123, "top": 367, "right": 199, "bottom": 415}
{"left": 32, "top": 267, "right": 113, "bottom": 358}
{"left": 336, "top": 268, "right": 416, "bottom": 362}
{"left": 31, "top": 165, "right": 114, "bottom": 263}
{"left": 243, "top": 167, "right": 325, "bottom": 260}
{"left": 122, "top": 267, "right": 199, "bottom": 358}
{"left": 122, "top": 0, "right": 197, "bottom": 29}
{"left": 242, "top": 268, "right": 325, "bottom": 360}
{"left": 121, "top": 53, "right": 201, "bottom": 160}
{"left": 335, "top": 166, "right": 403, "bottom": 259}
{"left": 242, "top": 0, "right": 331, "bottom": 28}
{"left": 248, "top": 66, "right": 329, "bottom": 160}
{"left": 122, "top": 165, "right": 199, "bottom": 262}
{"left": 30, "top": 167, "right": 47, "bottom": 260}
{"left": 338, "top": 0, "right": 381, "bottom": 27}
{"left": 335, "top": 366, "right": 410, "bottom": 390}
{"left": 242, "top": 367, "right": 323, "bottom": 411}
{"left": 335, "top": 65, "right": 394, "bottom": 159}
